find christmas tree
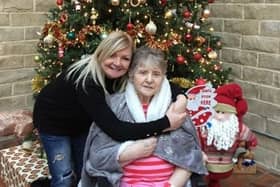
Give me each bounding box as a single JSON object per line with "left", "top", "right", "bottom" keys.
{"left": 32, "top": 0, "right": 231, "bottom": 94}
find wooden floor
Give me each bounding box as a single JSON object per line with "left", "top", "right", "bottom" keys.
{"left": 221, "top": 166, "right": 280, "bottom": 187}
{"left": 0, "top": 165, "right": 279, "bottom": 187}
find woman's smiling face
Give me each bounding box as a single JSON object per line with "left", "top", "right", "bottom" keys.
{"left": 101, "top": 47, "right": 132, "bottom": 79}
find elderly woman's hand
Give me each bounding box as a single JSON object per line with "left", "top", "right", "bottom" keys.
{"left": 165, "top": 94, "right": 187, "bottom": 132}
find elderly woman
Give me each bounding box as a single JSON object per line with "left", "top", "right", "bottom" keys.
{"left": 81, "top": 46, "right": 207, "bottom": 187}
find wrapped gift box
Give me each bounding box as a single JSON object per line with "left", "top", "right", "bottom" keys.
{"left": 0, "top": 141, "right": 50, "bottom": 187}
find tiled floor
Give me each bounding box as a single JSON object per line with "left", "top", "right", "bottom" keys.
{"left": 0, "top": 165, "right": 279, "bottom": 187}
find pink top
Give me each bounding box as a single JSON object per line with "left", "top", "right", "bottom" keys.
{"left": 121, "top": 103, "right": 175, "bottom": 184}
{"left": 122, "top": 156, "right": 175, "bottom": 184}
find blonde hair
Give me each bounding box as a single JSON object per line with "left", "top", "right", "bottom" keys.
{"left": 66, "top": 31, "right": 134, "bottom": 93}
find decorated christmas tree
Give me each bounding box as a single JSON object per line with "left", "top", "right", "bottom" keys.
{"left": 32, "top": 0, "right": 231, "bottom": 94}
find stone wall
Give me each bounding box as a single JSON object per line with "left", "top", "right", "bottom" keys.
{"left": 0, "top": 0, "right": 279, "bottom": 173}
{"left": 0, "top": 0, "right": 55, "bottom": 111}
{"left": 210, "top": 1, "right": 280, "bottom": 173}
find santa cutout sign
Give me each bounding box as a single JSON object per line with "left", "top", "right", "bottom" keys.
{"left": 186, "top": 80, "right": 217, "bottom": 131}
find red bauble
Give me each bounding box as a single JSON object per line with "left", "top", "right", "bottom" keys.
{"left": 207, "top": 47, "right": 212, "bottom": 52}
{"left": 208, "top": 0, "right": 215, "bottom": 3}
{"left": 195, "top": 78, "right": 207, "bottom": 85}
{"left": 160, "top": 0, "right": 167, "bottom": 6}
{"left": 126, "top": 23, "right": 134, "bottom": 31}
{"left": 176, "top": 55, "right": 185, "bottom": 64}
{"left": 185, "top": 33, "right": 192, "bottom": 42}
{"left": 193, "top": 53, "right": 202, "bottom": 61}
{"left": 183, "top": 10, "right": 191, "bottom": 19}
{"left": 56, "top": 0, "right": 63, "bottom": 6}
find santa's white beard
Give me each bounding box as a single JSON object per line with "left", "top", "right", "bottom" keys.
{"left": 206, "top": 114, "right": 239, "bottom": 150}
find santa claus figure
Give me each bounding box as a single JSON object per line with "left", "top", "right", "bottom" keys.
{"left": 200, "top": 83, "right": 258, "bottom": 187}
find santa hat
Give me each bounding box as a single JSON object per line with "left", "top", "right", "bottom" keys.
{"left": 214, "top": 83, "right": 248, "bottom": 123}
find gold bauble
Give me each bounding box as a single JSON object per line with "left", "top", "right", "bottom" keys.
{"left": 195, "top": 36, "right": 206, "bottom": 46}
{"left": 164, "top": 10, "right": 173, "bottom": 19}
{"left": 34, "top": 55, "right": 41, "bottom": 62}
{"left": 90, "top": 8, "right": 99, "bottom": 20}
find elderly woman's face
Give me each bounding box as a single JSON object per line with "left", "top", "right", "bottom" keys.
{"left": 132, "top": 64, "right": 164, "bottom": 102}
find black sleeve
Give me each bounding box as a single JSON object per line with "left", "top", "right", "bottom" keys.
{"left": 170, "top": 82, "right": 186, "bottom": 101}
{"left": 77, "top": 82, "right": 170, "bottom": 142}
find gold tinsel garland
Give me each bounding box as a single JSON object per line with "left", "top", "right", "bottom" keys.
{"left": 169, "top": 77, "right": 193, "bottom": 89}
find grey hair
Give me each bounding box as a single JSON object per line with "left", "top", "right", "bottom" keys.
{"left": 66, "top": 31, "right": 134, "bottom": 93}
{"left": 129, "top": 46, "right": 167, "bottom": 78}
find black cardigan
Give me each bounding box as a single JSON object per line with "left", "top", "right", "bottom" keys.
{"left": 33, "top": 71, "right": 183, "bottom": 141}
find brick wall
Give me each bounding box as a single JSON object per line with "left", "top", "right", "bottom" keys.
{"left": 0, "top": 0, "right": 279, "bottom": 173}
{"left": 210, "top": 1, "right": 280, "bottom": 173}
{"left": 0, "top": 0, "right": 55, "bottom": 111}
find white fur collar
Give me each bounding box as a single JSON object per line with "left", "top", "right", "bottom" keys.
{"left": 125, "top": 77, "right": 171, "bottom": 122}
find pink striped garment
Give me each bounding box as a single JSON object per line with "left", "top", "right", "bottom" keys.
{"left": 121, "top": 156, "right": 175, "bottom": 185}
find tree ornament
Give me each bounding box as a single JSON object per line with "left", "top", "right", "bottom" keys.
{"left": 194, "top": 24, "right": 200, "bottom": 30}
{"left": 202, "top": 9, "right": 211, "bottom": 18}
{"left": 207, "top": 47, "right": 212, "bottom": 52}
{"left": 34, "top": 55, "right": 41, "bottom": 62}
{"left": 43, "top": 34, "right": 55, "bottom": 45}
{"left": 185, "top": 33, "right": 192, "bottom": 42}
{"left": 183, "top": 10, "right": 191, "bottom": 19}
{"left": 193, "top": 52, "right": 202, "bottom": 61}
{"left": 58, "top": 43, "right": 64, "bottom": 58}
{"left": 195, "top": 36, "right": 206, "bottom": 46}
{"left": 164, "top": 10, "right": 173, "bottom": 19}
{"left": 129, "top": 0, "right": 141, "bottom": 7}
{"left": 111, "top": 0, "right": 120, "bottom": 6}
{"left": 216, "top": 41, "right": 222, "bottom": 48}
{"left": 126, "top": 22, "right": 134, "bottom": 31}
{"left": 160, "top": 0, "right": 167, "bottom": 6}
{"left": 59, "top": 12, "right": 68, "bottom": 23}
{"left": 208, "top": 51, "right": 218, "bottom": 59}
{"left": 90, "top": 8, "right": 99, "bottom": 24}
{"left": 176, "top": 55, "right": 185, "bottom": 64}
{"left": 75, "top": 1, "right": 81, "bottom": 11}
{"left": 214, "top": 64, "right": 220, "bottom": 71}
{"left": 100, "top": 31, "right": 108, "bottom": 39}
{"left": 145, "top": 19, "right": 157, "bottom": 35}
{"left": 185, "top": 22, "right": 200, "bottom": 30}
{"left": 56, "top": 0, "right": 63, "bottom": 8}
{"left": 185, "top": 22, "right": 193, "bottom": 29}
{"left": 67, "top": 31, "right": 76, "bottom": 40}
